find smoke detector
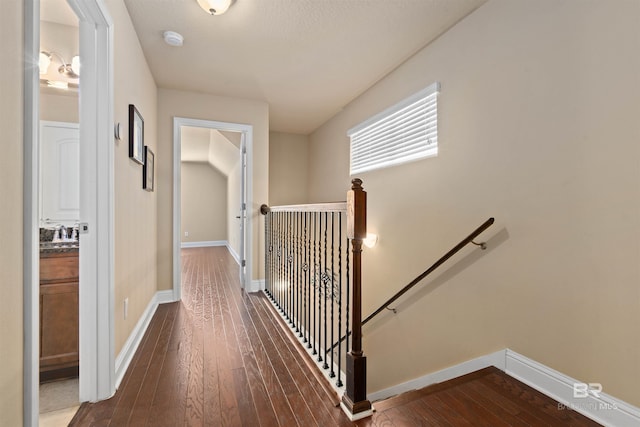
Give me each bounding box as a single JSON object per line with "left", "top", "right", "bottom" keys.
{"left": 163, "top": 31, "right": 184, "bottom": 47}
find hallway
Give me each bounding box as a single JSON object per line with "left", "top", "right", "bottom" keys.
{"left": 71, "top": 247, "right": 353, "bottom": 426}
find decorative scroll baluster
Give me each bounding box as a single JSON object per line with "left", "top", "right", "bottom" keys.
{"left": 303, "top": 212, "right": 311, "bottom": 347}
{"left": 329, "top": 211, "right": 336, "bottom": 378}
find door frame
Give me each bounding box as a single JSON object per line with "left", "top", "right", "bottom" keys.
{"left": 173, "top": 117, "right": 253, "bottom": 299}
{"left": 24, "top": 0, "right": 115, "bottom": 424}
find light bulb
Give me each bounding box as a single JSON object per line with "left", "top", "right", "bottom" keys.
{"left": 39, "top": 52, "right": 51, "bottom": 74}
{"left": 71, "top": 55, "right": 80, "bottom": 76}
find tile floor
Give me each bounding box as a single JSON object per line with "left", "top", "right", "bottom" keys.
{"left": 39, "top": 378, "right": 79, "bottom": 427}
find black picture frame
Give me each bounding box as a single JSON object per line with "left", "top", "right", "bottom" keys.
{"left": 143, "top": 146, "right": 154, "bottom": 191}
{"left": 129, "top": 104, "right": 144, "bottom": 164}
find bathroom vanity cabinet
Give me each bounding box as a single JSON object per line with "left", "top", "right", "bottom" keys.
{"left": 40, "top": 249, "right": 79, "bottom": 382}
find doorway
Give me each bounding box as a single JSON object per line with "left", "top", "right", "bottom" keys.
{"left": 25, "top": 0, "right": 115, "bottom": 425}
{"left": 172, "top": 117, "right": 253, "bottom": 300}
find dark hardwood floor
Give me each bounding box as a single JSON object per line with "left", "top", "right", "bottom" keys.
{"left": 70, "top": 247, "right": 600, "bottom": 426}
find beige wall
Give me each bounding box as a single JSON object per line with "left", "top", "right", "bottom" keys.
{"left": 39, "top": 21, "right": 79, "bottom": 122}
{"left": 181, "top": 162, "right": 227, "bottom": 242}
{"left": 157, "top": 88, "right": 269, "bottom": 290}
{"left": 269, "top": 132, "right": 309, "bottom": 205}
{"left": 40, "top": 92, "right": 78, "bottom": 122}
{"left": 106, "top": 0, "right": 158, "bottom": 355}
{"left": 309, "top": 0, "right": 640, "bottom": 406}
{"left": 0, "top": 1, "right": 24, "bottom": 425}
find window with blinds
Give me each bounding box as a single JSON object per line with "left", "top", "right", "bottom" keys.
{"left": 348, "top": 82, "right": 439, "bottom": 175}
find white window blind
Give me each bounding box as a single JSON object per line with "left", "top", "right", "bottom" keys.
{"left": 348, "top": 82, "right": 440, "bottom": 175}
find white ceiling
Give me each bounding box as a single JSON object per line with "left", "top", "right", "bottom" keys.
{"left": 123, "top": 0, "right": 487, "bottom": 134}
{"left": 181, "top": 126, "right": 240, "bottom": 176}
{"left": 42, "top": 0, "right": 487, "bottom": 134}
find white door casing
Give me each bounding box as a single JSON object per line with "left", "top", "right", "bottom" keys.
{"left": 24, "top": 1, "right": 115, "bottom": 425}
{"left": 173, "top": 117, "right": 253, "bottom": 299}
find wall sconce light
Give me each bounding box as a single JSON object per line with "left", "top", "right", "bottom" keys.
{"left": 196, "top": 0, "right": 235, "bottom": 15}
{"left": 39, "top": 51, "right": 80, "bottom": 78}
{"left": 363, "top": 233, "right": 378, "bottom": 248}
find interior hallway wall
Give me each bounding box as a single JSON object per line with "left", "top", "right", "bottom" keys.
{"left": 269, "top": 132, "right": 309, "bottom": 205}
{"left": 107, "top": 0, "right": 158, "bottom": 356}
{"left": 308, "top": 0, "right": 640, "bottom": 406}
{"left": 181, "top": 162, "right": 227, "bottom": 243}
{"left": 40, "top": 93, "right": 78, "bottom": 122}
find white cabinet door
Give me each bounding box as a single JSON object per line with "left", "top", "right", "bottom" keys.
{"left": 40, "top": 121, "right": 80, "bottom": 225}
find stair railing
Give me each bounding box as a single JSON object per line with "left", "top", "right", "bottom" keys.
{"left": 363, "top": 217, "right": 495, "bottom": 325}
{"left": 260, "top": 178, "right": 371, "bottom": 420}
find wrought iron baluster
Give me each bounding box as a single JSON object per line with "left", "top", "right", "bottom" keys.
{"left": 329, "top": 211, "right": 336, "bottom": 377}
{"left": 312, "top": 211, "right": 317, "bottom": 355}
{"left": 322, "top": 211, "right": 328, "bottom": 369}
{"left": 297, "top": 211, "right": 301, "bottom": 331}
{"left": 337, "top": 212, "right": 343, "bottom": 387}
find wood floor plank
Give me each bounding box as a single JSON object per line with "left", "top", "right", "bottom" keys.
{"left": 202, "top": 252, "right": 223, "bottom": 427}
{"left": 250, "top": 291, "right": 353, "bottom": 427}
{"left": 404, "top": 399, "right": 453, "bottom": 427}
{"left": 209, "top": 252, "right": 242, "bottom": 427}
{"left": 482, "top": 371, "right": 600, "bottom": 426}
{"left": 145, "top": 304, "right": 189, "bottom": 427}
{"left": 242, "top": 288, "right": 319, "bottom": 426}
{"left": 128, "top": 302, "right": 178, "bottom": 426}
{"left": 108, "top": 304, "right": 170, "bottom": 426}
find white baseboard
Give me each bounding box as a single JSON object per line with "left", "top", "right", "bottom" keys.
{"left": 368, "top": 350, "right": 505, "bottom": 402}
{"left": 368, "top": 348, "right": 639, "bottom": 426}
{"left": 114, "top": 290, "right": 178, "bottom": 389}
{"left": 155, "top": 289, "right": 175, "bottom": 305}
{"left": 181, "top": 240, "right": 227, "bottom": 248}
{"left": 505, "top": 349, "right": 640, "bottom": 427}
{"left": 246, "top": 279, "right": 264, "bottom": 293}
{"left": 227, "top": 244, "right": 240, "bottom": 265}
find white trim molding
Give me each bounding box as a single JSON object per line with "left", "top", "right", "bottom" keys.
{"left": 227, "top": 243, "right": 241, "bottom": 265}
{"left": 504, "top": 350, "right": 640, "bottom": 427}
{"left": 367, "top": 349, "right": 639, "bottom": 426}
{"left": 367, "top": 350, "right": 505, "bottom": 403}
{"left": 173, "top": 117, "right": 254, "bottom": 301}
{"left": 115, "top": 290, "right": 177, "bottom": 389}
{"left": 23, "top": 1, "right": 41, "bottom": 424}
{"left": 246, "top": 279, "right": 265, "bottom": 293}
{"left": 181, "top": 240, "right": 227, "bottom": 248}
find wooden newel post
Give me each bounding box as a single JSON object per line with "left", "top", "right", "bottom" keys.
{"left": 342, "top": 178, "right": 373, "bottom": 420}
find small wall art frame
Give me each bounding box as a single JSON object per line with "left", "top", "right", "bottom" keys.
{"left": 128, "top": 104, "right": 144, "bottom": 164}
{"left": 143, "top": 146, "right": 154, "bottom": 191}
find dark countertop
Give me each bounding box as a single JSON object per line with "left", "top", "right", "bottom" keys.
{"left": 40, "top": 241, "right": 79, "bottom": 256}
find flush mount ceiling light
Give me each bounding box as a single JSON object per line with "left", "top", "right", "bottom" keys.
{"left": 196, "top": 0, "right": 235, "bottom": 15}
{"left": 163, "top": 30, "right": 184, "bottom": 47}
{"left": 40, "top": 51, "right": 80, "bottom": 78}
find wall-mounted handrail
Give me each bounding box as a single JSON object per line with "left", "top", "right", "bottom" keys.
{"left": 362, "top": 217, "right": 495, "bottom": 326}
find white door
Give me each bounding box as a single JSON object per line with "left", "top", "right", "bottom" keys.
{"left": 40, "top": 121, "right": 80, "bottom": 226}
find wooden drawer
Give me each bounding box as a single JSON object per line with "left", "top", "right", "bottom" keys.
{"left": 40, "top": 252, "right": 79, "bottom": 282}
